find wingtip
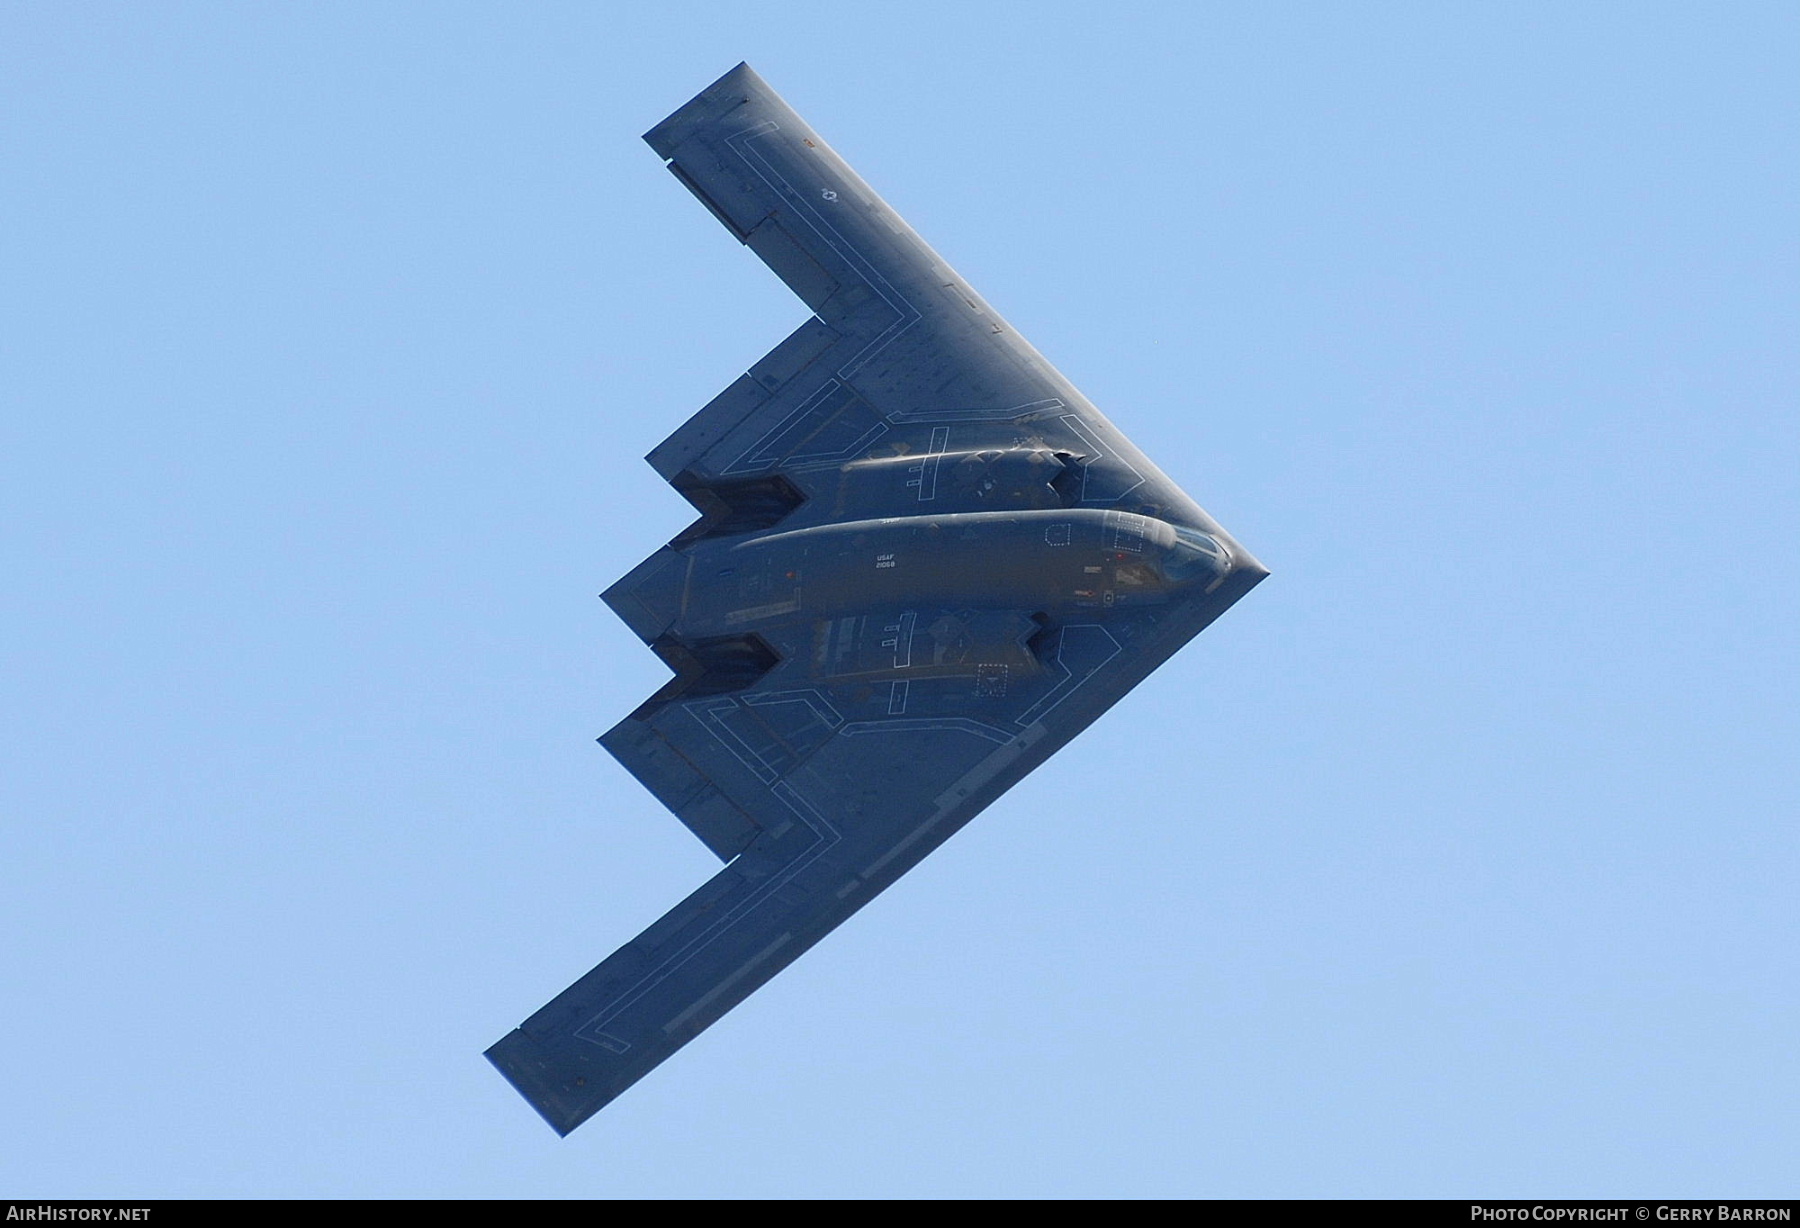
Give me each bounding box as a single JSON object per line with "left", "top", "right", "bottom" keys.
{"left": 485, "top": 1030, "right": 589, "bottom": 1138}
{"left": 643, "top": 62, "right": 776, "bottom": 158}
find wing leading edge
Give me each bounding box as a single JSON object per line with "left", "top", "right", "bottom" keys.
{"left": 485, "top": 65, "right": 1267, "bottom": 1136}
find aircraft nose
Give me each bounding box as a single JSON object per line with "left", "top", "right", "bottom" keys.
{"left": 1224, "top": 545, "right": 1270, "bottom": 585}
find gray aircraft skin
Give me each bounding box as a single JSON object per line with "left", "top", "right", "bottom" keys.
{"left": 486, "top": 63, "right": 1268, "bottom": 1136}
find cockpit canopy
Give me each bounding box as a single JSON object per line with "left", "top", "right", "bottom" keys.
{"left": 1161, "top": 527, "right": 1232, "bottom": 584}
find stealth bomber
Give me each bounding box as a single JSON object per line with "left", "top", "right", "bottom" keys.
{"left": 486, "top": 64, "right": 1268, "bottom": 1135}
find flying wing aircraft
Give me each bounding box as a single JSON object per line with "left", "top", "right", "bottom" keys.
{"left": 485, "top": 63, "right": 1268, "bottom": 1136}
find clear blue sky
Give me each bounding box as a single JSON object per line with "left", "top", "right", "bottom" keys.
{"left": 4, "top": 1, "right": 1795, "bottom": 1199}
